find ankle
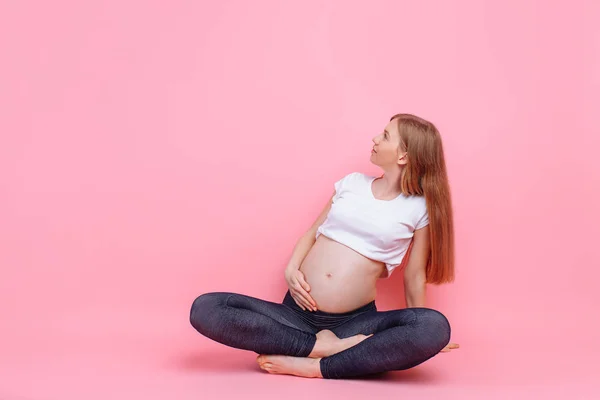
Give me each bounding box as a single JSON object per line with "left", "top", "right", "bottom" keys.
{"left": 308, "top": 332, "right": 337, "bottom": 358}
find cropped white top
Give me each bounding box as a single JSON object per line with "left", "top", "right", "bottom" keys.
{"left": 315, "top": 172, "right": 429, "bottom": 278}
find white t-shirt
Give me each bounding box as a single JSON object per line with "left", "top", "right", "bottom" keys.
{"left": 315, "top": 172, "right": 429, "bottom": 278}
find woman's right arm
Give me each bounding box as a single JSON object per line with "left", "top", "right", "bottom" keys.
{"left": 284, "top": 191, "right": 335, "bottom": 311}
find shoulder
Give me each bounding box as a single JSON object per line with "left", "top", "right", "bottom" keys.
{"left": 411, "top": 194, "right": 428, "bottom": 213}
{"left": 340, "top": 171, "right": 363, "bottom": 179}
{"left": 411, "top": 195, "right": 429, "bottom": 229}
{"left": 335, "top": 171, "right": 368, "bottom": 185}
{"left": 333, "top": 172, "right": 369, "bottom": 196}
{"left": 414, "top": 194, "right": 427, "bottom": 207}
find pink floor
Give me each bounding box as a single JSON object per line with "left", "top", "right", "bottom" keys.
{"left": 1, "top": 303, "right": 598, "bottom": 399}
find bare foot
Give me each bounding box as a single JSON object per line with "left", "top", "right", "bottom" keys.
{"left": 257, "top": 355, "right": 323, "bottom": 378}
{"left": 308, "top": 329, "right": 373, "bottom": 358}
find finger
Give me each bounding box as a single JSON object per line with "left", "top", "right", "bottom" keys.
{"left": 292, "top": 291, "right": 316, "bottom": 311}
{"left": 292, "top": 293, "right": 312, "bottom": 311}
{"left": 297, "top": 275, "right": 311, "bottom": 292}
{"left": 291, "top": 280, "right": 308, "bottom": 302}
{"left": 293, "top": 297, "right": 306, "bottom": 311}
{"left": 449, "top": 343, "right": 460, "bottom": 349}
{"left": 292, "top": 293, "right": 304, "bottom": 310}
{"left": 296, "top": 292, "right": 316, "bottom": 311}
{"left": 299, "top": 297, "right": 313, "bottom": 311}
{"left": 299, "top": 287, "right": 317, "bottom": 307}
{"left": 300, "top": 293, "right": 317, "bottom": 310}
{"left": 294, "top": 286, "right": 317, "bottom": 307}
{"left": 302, "top": 299, "right": 315, "bottom": 311}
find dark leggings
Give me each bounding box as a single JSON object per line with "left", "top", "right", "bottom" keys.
{"left": 189, "top": 290, "right": 451, "bottom": 379}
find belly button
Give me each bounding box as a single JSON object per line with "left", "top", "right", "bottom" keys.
{"left": 326, "top": 273, "right": 332, "bottom": 277}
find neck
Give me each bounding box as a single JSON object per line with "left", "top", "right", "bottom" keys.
{"left": 376, "top": 168, "right": 403, "bottom": 196}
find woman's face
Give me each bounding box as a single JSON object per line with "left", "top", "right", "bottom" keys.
{"left": 370, "top": 119, "right": 407, "bottom": 167}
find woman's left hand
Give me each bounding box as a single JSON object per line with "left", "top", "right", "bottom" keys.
{"left": 440, "top": 342, "right": 460, "bottom": 353}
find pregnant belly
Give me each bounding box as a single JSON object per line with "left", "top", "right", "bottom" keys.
{"left": 299, "top": 235, "right": 385, "bottom": 313}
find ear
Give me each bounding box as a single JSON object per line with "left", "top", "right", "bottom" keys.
{"left": 397, "top": 152, "right": 408, "bottom": 166}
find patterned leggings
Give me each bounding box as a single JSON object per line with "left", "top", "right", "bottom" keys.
{"left": 190, "top": 290, "right": 451, "bottom": 379}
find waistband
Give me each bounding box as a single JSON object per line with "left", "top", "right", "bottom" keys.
{"left": 282, "top": 290, "right": 376, "bottom": 317}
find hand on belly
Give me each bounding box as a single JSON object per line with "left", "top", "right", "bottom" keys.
{"left": 304, "top": 271, "right": 377, "bottom": 313}
{"left": 299, "top": 236, "right": 382, "bottom": 313}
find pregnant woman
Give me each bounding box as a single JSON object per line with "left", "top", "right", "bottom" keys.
{"left": 190, "top": 113, "right": 460, "bottom": 379}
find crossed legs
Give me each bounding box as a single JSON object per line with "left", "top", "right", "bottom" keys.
{"left": 190, "top": 292, "right": 450, "bottom": 379}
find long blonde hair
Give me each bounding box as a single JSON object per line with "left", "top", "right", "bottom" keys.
{"left": 390, "top": 113, "right": 455, "bottom": 284}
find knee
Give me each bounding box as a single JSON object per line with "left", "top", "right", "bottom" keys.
{"left": 415, "top": 308, "right": 451, "bottom": 352}
{"left": 189, "top": 292, "right": 223, "bottom": 332}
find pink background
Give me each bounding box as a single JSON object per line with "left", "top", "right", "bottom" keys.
{"left": 1, "top": 0, "right": 599, "bottom": 398}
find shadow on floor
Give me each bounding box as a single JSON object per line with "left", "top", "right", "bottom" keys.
{"left": 168, "top": 347, "right": 441, "bottom": 383}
